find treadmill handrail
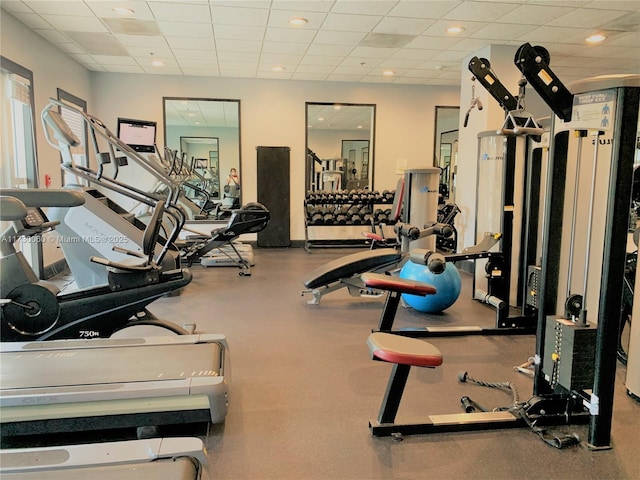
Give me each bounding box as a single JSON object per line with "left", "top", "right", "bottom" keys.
{"left": 0, "top": 333, "right": 228, "bottom": 352}
{"left": 0, "top": 437, "right": 208, "bottom": 473}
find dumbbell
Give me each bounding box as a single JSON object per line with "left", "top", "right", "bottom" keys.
{"left": 310, "top": 207, "right": 324, "bottom": 225}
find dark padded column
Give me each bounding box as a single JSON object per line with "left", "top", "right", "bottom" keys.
{"left": 256, "top": 146, "right": 291, "bottom": 247}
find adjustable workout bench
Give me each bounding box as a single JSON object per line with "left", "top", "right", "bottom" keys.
{"left": 302, "top": 248, "right": 403, "bottom": 304}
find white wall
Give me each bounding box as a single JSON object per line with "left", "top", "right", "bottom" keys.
{"left": 90, "top": 73, "right": 459, "bottom": 240}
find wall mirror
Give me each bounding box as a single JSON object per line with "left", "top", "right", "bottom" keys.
{"left": 434, "top": 106, "right": 460, "bottom": 201}
{"left": 163, "top": 97, "right": 240, "bottom": 205}
{"left": 306, "top": 102, "right": 375, "bottom": 192}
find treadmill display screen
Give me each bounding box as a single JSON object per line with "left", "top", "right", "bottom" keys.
{"left": 117, "top": 118, "right": 156, "bottom": 153}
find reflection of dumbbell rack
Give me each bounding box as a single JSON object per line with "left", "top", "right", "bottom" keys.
{"left": 304, "top": 189, "right": 395, "bottom": 252}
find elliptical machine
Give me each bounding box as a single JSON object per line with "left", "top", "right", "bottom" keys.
{"left": 0, "top": 190, "right": 192, "bottom": 341}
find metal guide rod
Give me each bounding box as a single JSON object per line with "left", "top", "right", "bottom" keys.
{"left": 579, "top": 130, "right": 603, "bottom": 326}
{"left": 565, "top": 130, "right": 586, "bottom": 301}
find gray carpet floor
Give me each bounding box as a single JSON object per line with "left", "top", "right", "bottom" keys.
{"left": 151, "top": 247, "right": 639, "bottom": 480}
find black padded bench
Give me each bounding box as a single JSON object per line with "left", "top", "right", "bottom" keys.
{"left": 301, "top": 248, "right": 402, "bottom": 304}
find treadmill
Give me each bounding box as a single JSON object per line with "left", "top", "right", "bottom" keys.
{"left": 0, "top": 333, "right": 229, "bottom": 445}
{"left": 0, "top": 437, "right": 211, "bottom": 479}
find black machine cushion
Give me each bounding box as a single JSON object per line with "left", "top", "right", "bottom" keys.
{"left": 303, "top": 248, "right": 401, "bottom": 289}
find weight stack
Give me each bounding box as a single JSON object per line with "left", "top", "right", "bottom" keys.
{"left": 542, "top": 316, "right": 597, "bottom": 391}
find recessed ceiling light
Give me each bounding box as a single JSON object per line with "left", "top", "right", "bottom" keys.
{"left": 151, "top": 59, "right": 164, "bottom": 67}
{"left": 272, "top": 65, "right": 285, "bottom": 72}
{"left": 447, "top": 26, "right": 465, "bottom": 34}
{"left": 289, "top": 17, "right": 308, "bottom": 26}
{"left": 586, "top": 33, "right": 607, "bottom": 44}
{"left": 318, "top": 117, "right": 325, "bottom": 121}
{"left": 333, "top": 105, "right": 342, "bottom": 110}
{"left": 357, "top": 125, "right": 363, "bottom": 129}
{"left": 382, "top": 69, "right": 395, "bottom": 76}
{"left": 113, "top": 7, "right": 134, "bottom": 15}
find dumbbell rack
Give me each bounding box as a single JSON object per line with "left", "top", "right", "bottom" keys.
{"left": 303, "top": 189, "right": 395, "bottom": 252}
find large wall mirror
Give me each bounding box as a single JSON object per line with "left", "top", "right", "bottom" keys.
{"left": 306, "top": 102, "right": 375, "bottom": 192}
{"left": 163, "top": 97, "right": 240, "bottom": 206}
{"left": 434, "top": 106, "right": 460, "bottom": 201}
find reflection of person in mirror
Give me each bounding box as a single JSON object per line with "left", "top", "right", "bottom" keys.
{"left": 225, "top": 168, "right": 241, "bottom": 208}
{"left": 226, "top": 168, "right": 240, "bottom": 189}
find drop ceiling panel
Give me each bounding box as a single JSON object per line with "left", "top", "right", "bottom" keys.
{"left": 178, "top": 58, "right": 217, "bottom": 69}
{"left": 421, "top": 20, "right": 489, "bottom": 37}
{"left": 321, "top": 13, "right": 383, "bottom": 32}
{"left": 127, "top": 46, "right": 172, "bottom": 58}
{"left": 114, "top": 34, "right": 168, "bottom": 48}
{"left": 173, "top": 49, "right": 217, "bottom": 60}
{"left": 165, "top": 37, "right": 216, "bottom": 50}
{"left": 214, "top": 24, "right": 265, "bottom": 41}
{"left": 262, "top": 41, "right": 309, "bottom": 54}
{"left": 148, "top": 2, "right": 211, "bottom": 23}
{"left": 41, "top": 14, "right": 108, "bottom": 32}
{"left": 272, "top": 0, "right": 334, "bottom": 13}
{"left": 300, "top": 55, "right": 344, "bottom": 66}
{"left": 549, "top": 8, "right": 628, "bottom": 28}
{"left": 387, "top": 1, "right": 461, "bottom": 19}
{"left": 265, "top": 26, "right": 318, "bottom": 43}
{"left": 372, "top": 16, "right": 435, "bottom": 35}
{"left": 10, "top": 12, "right": 55, "bottom": 29}
{"left": 209, "top": 5, "right": 270, "bottom": 26}
{"left": 583, "top": 0, "right": 640, "bottom": 11}
{"left": 215, "top": 38, "right": 262, "bottom": 53}
{"left": 442, "top": 1, "right": 520, "bottom": 22}
{"left": 157, "top": 21, "right": 213, "bottom": 38}
{"left": 331, "top": 0, "right": 396, "bottom": 16}
{"left": 22, "top": 0, "right": 95, "bottom": 16}
{"left": 496, "top": 4, "right": 576, "bottom": 25}
{"left": 313, "top": 30, "right": 367, "bottom": 45}
{"left": 470, "top": 23, "right": 538, "bottom": 41}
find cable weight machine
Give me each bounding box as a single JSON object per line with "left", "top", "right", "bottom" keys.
{"left": 515, "top": 43, "right": 640, "bottom": 449}
{"left": 364, "top": 45, "right": 638, "bottom": 451}
{"left": 463, "top": 56, "right": 546, "bottom": 332}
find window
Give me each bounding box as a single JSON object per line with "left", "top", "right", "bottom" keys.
{"left": 1, "top": 57, "right": 38, "bottom": 189}
{"left": 0, "top": 56, "right": 41, "bottom": 274}
{"left": 57, "top": 88, "right": 88, "bottom": 186}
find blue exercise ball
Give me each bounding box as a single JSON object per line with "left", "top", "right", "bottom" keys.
{"left": 399, "top": 260, "right": 462, "bottom": 313}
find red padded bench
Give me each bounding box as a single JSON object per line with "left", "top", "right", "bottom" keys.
{"left": 361, "top": 272, "right": 436, "bottom": 332}
{"left": 367, "top": 332, "right": 443, "bottom": 431}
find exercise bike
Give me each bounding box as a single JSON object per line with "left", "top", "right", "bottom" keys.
{"left": 0, "top": 190, "right": 192, "bottom": 341}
